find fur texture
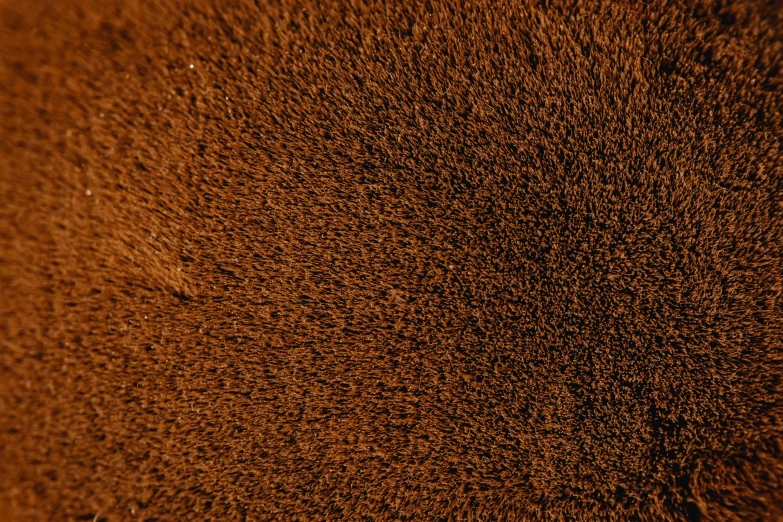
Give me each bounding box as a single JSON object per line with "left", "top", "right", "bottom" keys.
{"left": 2, "top": 0, "right": 783, "bottom": 520}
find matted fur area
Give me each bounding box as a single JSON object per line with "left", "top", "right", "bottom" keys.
{"left": 2, "top": 0, "right": 783, "bottom": 520}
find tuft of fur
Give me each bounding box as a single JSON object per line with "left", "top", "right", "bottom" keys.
{"left": 2, "top": 0, "right": 783, "bottom": 520}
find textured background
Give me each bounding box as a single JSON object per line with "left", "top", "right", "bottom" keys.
{"left": 2, "top": 0, "right": 783, "bottom": 520}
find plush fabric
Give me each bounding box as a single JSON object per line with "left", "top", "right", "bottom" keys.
{"left": 2, "top": 1, "right": 783, "bottom": 520}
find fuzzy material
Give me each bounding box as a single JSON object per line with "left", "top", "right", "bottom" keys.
{"left": 2, "top": 1, "right": 783, "bottom": 520}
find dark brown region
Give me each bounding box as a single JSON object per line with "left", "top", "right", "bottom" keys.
{"left": 2, "top": 0, "right": 783, "bottom": 520}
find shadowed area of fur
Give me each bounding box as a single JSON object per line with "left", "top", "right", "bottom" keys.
{"left": 2, "top": 0, "right": 783, "bottom": 520}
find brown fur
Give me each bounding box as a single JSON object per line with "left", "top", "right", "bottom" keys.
{"left": 2, "top": 0, "right": 783, "bottom": 520}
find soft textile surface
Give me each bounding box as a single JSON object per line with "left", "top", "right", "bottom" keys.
{"left": 2, "top": 1, "right": 783, "bottom": 520}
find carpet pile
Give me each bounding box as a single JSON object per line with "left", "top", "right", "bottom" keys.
{"left": 2, "top": 0, "right": 783, "bottom": 520}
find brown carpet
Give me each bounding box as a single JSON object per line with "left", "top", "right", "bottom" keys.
{"left": 2, "top": 0, "right": 783, "bottom": 520}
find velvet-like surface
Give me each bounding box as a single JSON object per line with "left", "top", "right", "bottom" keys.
{"left": 2, "top": 1, "right": 783, "bottom": 520}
